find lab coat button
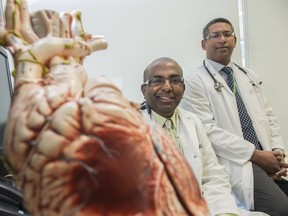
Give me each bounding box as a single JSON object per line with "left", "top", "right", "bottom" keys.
{"left": 194, "top": 155, "right": 197, "bottom": 158}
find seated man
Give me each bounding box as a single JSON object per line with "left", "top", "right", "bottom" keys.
{"left": 140, "top": 57, "right": 268, "bottom": 216}
{"left": 181, "top": 17, "right": 288, "bottom": 216}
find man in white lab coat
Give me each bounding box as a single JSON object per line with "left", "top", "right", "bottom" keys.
{"left": 181, "top": 17, "right": 288, "bottom": 216}
{"left": 140, "top": 57, "right": 267, "bottom": 216}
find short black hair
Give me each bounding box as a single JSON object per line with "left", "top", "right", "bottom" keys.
{"left": 202, "top": 17, "right": 235, "bottom": 39}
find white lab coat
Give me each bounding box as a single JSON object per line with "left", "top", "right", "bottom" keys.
{"left": 141, "top": 106, "right": 241, "bottom": 216}
{"left": 181, "top": 59, "right": 285, "bottom": 210}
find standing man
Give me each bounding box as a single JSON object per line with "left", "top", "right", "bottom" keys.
{"left": 181, "top": 17, "right": 288, "bottom": 216}
{"left": 140, "top": 57, "right": 266, "bottom": 216}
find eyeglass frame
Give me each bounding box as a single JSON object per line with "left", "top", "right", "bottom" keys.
{"left": 204, "top": 31, "right": 235, "bottom": 40}
{"left": 143, "top": 76, "right": 184, "bottom": 87}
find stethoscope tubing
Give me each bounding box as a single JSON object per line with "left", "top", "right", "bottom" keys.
{"left": 203, "top": 59, "right": 262, "bottom": 92}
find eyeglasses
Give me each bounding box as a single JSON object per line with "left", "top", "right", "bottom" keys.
{"left": 204, "top": 31, "right": 235, "bottom": 40}
{"left": 144, "top": 77, "right": 184, "bottom": 87}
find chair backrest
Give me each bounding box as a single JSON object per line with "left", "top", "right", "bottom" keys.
{"left": 0, "top": 176, "right": 31, "bottom": 216}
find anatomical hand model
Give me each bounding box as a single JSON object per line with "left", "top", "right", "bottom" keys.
{"left": 0, "top": 0, "right": 209, "bottom": 215}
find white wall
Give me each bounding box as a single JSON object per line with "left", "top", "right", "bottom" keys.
{"left": 2, "top": 0, "right": 286, "bottom": 143}
{"left": 245, "top": 0, "right": 288, "bottom": 144}
{"left": 1, "top": 0, "right": 286, "bottom": 145}
{"left": 25, "top": 0, "right": 241, "bottom": 102}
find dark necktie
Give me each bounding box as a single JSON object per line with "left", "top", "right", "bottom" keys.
{"left": 222, "top": 67, "right": 262, "bottom": 150}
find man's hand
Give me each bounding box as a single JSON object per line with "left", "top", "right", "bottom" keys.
{"left": 272, "top": 152, "right": 288, "bottom": 180}
{"left": 251, "top": 150, "right": 280, "bottom": 175}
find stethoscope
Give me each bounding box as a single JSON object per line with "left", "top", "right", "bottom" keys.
{"left": 203, "top": 60, "right": 262, "bottom": 92}
{"left": 140, "top": 101, "right": 152, "bottom": 115}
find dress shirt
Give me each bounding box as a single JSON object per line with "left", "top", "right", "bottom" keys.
{"left": 152, "top": 110, "right": 183, "bottom": 154}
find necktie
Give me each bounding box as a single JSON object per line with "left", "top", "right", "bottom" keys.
{"left": 222, "top": 67, "right": 262, "bottom": 150}
{"left": 163, "top": 119, "right": 183, "bottom": 153}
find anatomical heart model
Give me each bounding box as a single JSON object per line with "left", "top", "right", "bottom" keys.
{"left": 0, "top": 0, "right": 209, "bottom": 215}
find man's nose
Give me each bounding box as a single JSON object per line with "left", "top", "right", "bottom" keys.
{"left": 161, "top": 79, "right": 172, "bottom": 90}
{"left": 218, "top": 33, "right": 228, "bottom": 41}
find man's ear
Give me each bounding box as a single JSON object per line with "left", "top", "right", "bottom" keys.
{"left": 181, "top": 83, "right": 185, "bottom": 98}
{"left": 234, "top": 36, "right": 237, "bottom": 47}
{"left": 141, "top": 84, "right": 146, "bottom": 97}
{"left": 201, "top": 40, "right": 206, "bottom": 50}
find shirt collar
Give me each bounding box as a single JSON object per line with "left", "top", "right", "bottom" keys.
{"left": 152, "top": 110, "right": 178, "bottom": 128}
{"left": 206, "top": 58, "right": 233, "bottom": 72}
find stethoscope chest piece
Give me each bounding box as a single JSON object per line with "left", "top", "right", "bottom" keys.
{"left": 203, "top": 60, "right": 224, "bottom": 92}
{"left": 214, "top": 81, "right": 224, "bottom": 91}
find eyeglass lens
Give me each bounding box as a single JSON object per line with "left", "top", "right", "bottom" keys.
{"left": 147, "top": 77, "right": 183, "bottom": 86}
